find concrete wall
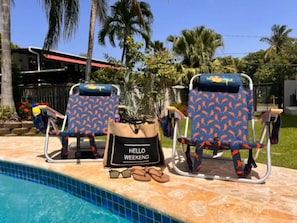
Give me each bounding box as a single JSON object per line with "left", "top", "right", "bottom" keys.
{"left": 284, "top": 79, "right": 297, "bottom": 115}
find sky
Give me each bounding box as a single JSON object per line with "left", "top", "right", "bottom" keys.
{"left": 9, "top": 0, "right": 297, "bottom": 61}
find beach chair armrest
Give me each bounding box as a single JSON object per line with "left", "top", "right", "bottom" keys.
{"left": 38, "top": 105, "right": 65, "bottom": 119}
{"left": 260, "top": 109, "right": 283, "bottom": 123}
{"left": 167, "top": 106, "right": 185, "bottom": 120}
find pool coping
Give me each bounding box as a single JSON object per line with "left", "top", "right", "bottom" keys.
{"left": 2, "top": 136, "right": 297, "bottom": 222}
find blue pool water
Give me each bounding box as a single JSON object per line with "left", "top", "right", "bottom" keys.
{"left": 0, "top": 174, "right": 130, "bottom": 223}
{"left": 0, "top": 161, "right": 181, "bottom": 223}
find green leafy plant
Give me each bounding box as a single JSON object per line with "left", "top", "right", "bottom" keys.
{"left": 170, "top": 102, "right": 187, "bottom": 115}
{"left": 0, "top": 106, "right": 14, "bottom": 121}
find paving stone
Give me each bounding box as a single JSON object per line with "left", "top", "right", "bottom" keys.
{"left": 11, "top": 127, "right": 29, "bottom": 135}
{"left": 3, "top": 121, "right": 22, "bottom": 129}
{"left": 0, "top": 128, "right": 10, "bottom": 135}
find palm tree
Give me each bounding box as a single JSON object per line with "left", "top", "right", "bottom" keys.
{"left": 260, "top": 24, "right": 292, "bottom": 109}
{"left": 41, "top": 0, "right": 108, "bottom": 82}
{"left": 41, "top": 0, "right": 79, "bottom": 50}
{"left": 0, "top": 0, "right": 108, "bottom": 121}
{"left": 1, "top": 0, "right": 15, "bottom": 111}
{"left": 151, "top": 40, "right": 167, "bottom": 53}
{"left": 98, "top": 0, "right": 153, "bottom": 65}
{"left": 260, "top": 24, "right": 292, "bottom": 59}
{"left": 167, "top": 26, "right": 223, "bottom": 71}
{"left": 85, "top": 0, "right": 108, "bottom": 82}
{"left": 1, "top": 0, "right": 80, "bottom": 116}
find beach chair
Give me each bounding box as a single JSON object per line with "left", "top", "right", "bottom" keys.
{"left": 167, "top": 73, "right": 282, "bottom": 183}
{"left": 32, "top": 83, "right": 122, "bottom": 163}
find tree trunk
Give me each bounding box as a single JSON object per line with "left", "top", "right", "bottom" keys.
{"left": 85, "top": 0, "right": 97, "bottom": 82}
{"left": 1, "top": 0, "right": 15, "bottom": 109}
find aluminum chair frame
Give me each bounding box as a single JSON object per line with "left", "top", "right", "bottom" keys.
{"left": 168, "top": 73, "right": 282, "bottom": 183}
{"left": 41, "top": 83, "right": 121, "bottom": 163}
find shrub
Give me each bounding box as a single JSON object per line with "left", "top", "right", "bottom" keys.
{"left": 0, "top": 106, "right": 14, "bottom": 121}
{"left": 171, "top": 102, "right": 188, "bottom": 115}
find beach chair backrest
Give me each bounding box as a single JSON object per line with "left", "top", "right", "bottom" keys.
{"left": 65, "top": 84, "right": 119, "bottom": 135}
{"left": 187, "top": 73, "right": 253, "bottom": 144}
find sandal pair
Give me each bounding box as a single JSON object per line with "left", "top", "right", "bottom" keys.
{"left": 131, "top": 166, "right": 170, "bottom": 183}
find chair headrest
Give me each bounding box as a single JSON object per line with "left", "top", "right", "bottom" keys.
{"left": 79, "top": 84, "right": 112, "bottom": 96}
{"left": 198, "top": 73, "right": 242, "bottom": 93}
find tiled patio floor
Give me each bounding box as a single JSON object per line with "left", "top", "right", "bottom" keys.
{"left": 1, "top": 136, "right": 297, "bottom": 223}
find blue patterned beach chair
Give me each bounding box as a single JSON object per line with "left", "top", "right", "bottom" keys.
{"left": 168, "top": 73, "right": 282, "bottom": 183}
{"left": 33, "top": 83, "right": 121, "bottom": 163}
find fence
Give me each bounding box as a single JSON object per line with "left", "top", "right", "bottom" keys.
{"left": 18, "top": 84, "right": 71, "bottom": 113}
{"left": 253, "top": 83, "right": 282, "bottom": 112}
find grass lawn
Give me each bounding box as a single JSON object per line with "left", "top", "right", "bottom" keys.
{"left": 160, "top": 114, "right": 297, "bottom": 170}
{"left": 256, "top": 114, "right": 297, "bottom": 169}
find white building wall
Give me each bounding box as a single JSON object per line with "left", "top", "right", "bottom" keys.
{"left": 284, "top": 79, "right": 297, "bottom": 115}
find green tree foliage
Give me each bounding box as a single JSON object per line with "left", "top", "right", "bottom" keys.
{"left": 244, "top": 26, "right": 297, "bottom": 83}
{"left": 167, "top": 26, "right": 223, "bottom": 70}
{"left": 41, "top": 0, "right": 80, "bottom": 50}
{"left": 92, "top": 37, "right": 144, "bottom": 114}
{"left": 241, "top": 50, "right": 266, "bottom": 81}
{"left": 98, "top": 0, "right": 153, "bottom": 65}
{"left": 260, "top": 24, "right": 292, "bottom": 60}
{"left": 140, "top": 45, "right": 178, "bottom": 115}
{"left": 40, "top": 0, "right": 108, "bottom": 82}
{"left": 211, "top": 56, "right": 245, "bottom": 73}
{"left": 91, "top": 37, "right": 177, "bottom": 116}
{"left": 166, "top": 26, "right": 224, "bottom": 86}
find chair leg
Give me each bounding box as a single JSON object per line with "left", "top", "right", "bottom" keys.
{"left": 89, "top": 136, "right": 99, "bottom": 157}
{"left": 61, "top": 135, "right": 69, "bottom": 159}
{"left": 231, "top": 149, "right": 245, "bottom": 176}
{"left": 75, "top": 135, "right": 81, "bottom": 159}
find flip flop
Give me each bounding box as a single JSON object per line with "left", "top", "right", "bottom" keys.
{"left": 131, "top": 166, "right": 144, "bottom": 171}
{"left": 132, "top": 167, "right": 151, "bottom": 182}
{"left": 147, "top": 167, "right": 170, "bottom": 183}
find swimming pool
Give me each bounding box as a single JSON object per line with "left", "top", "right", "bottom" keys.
{"left": 0, "top": 174, "right": 130, "bottom": 222}
{"left": 0, "top": 160, "right": 181, "bottom": 223}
